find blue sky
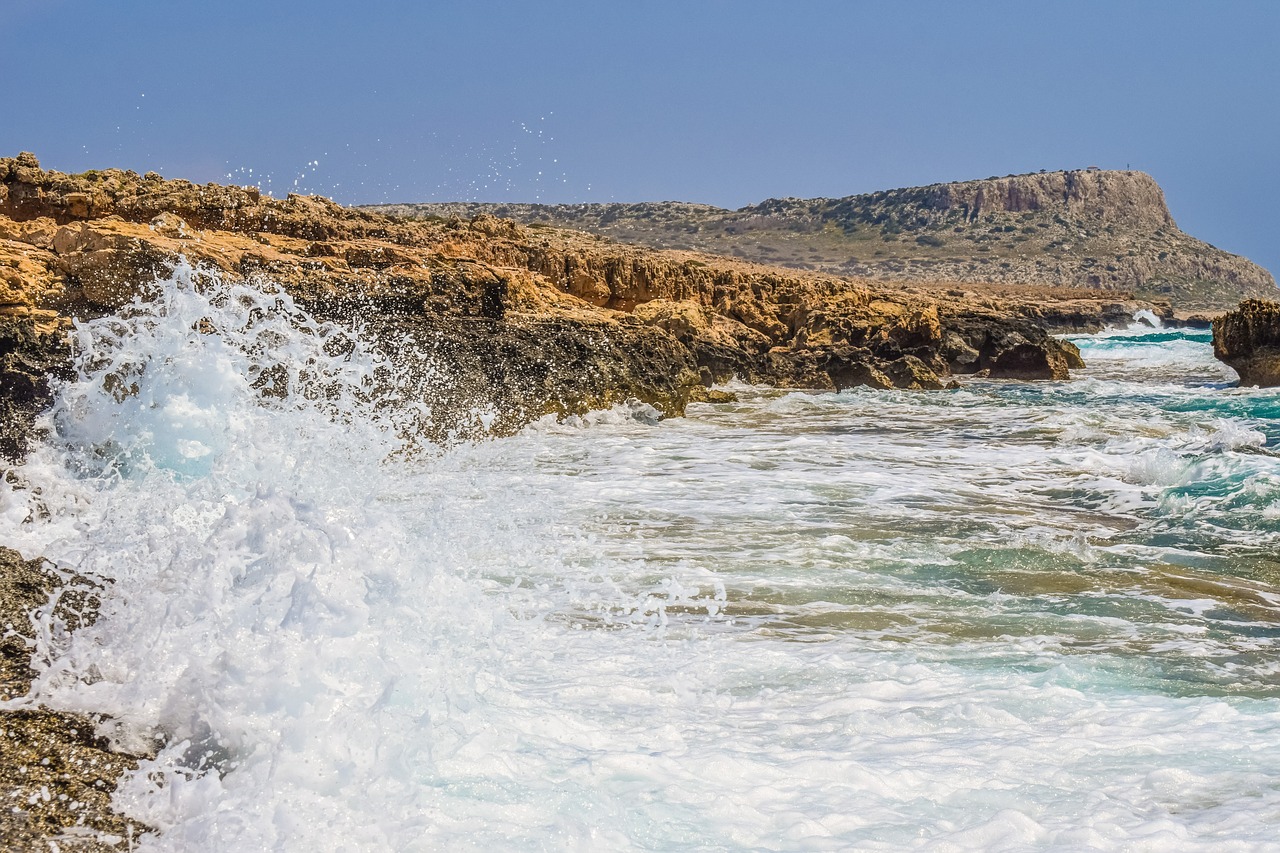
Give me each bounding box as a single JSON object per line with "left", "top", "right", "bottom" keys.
{"left": 4, "top": 0, "right": 1278, "bottom": 277}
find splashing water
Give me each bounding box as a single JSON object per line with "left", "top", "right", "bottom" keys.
{"left": 5, "top": 280, "right": 1280, "bottom": 850}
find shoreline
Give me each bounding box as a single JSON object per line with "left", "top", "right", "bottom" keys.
{"left": 0, "top": 152, "right": 1271, "bottom": 847}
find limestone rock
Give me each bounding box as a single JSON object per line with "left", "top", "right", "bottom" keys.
{"left": 943, "top": 313, "right": 1077, "bottom": 380}
{"left": 884, "top": 355, "right": 945, "bottom": 390}
{"left": 149, "top": 211, "right": 190, "bottom": 238}
{"left": 0, "top": 151, "right": 1096, "bottom": 447}
{"left": 58, "top": 242, "right": 171, "bottom": 307}
{"left": 0, "top": 547, "right": 149, "bottom": 845}
{"left": 1213, "top": 299, "right": 1280, "bottom": 387}
{"left": 0, "top": 316, "right": 72, "bottom": 461}
{"left": 821, "top": 347, "right": 894, "bottom": 391}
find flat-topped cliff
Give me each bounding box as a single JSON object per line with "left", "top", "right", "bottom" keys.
{"left": 370, "top": 169, "right": 1275, "bottom": 309}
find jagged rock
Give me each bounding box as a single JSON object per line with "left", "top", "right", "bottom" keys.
{"left": 940, "top": 330, "right": 981, "bottom": 372}
{"left": 0, "top": 153, "right": 1091, "bottom": 449}
{"left": 687, "top": 387, "right": 738, "bottom": 404}
{"left": 149, "top": 211, "right": 190, "bottom": 238}
{"left": 0, "top": 316, "right": 72, "bottom": 462}
{"left": 821, "top": 347, "right": 893, "bottom": 391}
{"left": 1061, "top": 340, "right": 1086, "bottom": 370}
{"left": 884, "top": 355, "right": 945, "bottom": 390}
{"left": 58, "top": 242, "right": 172, "bottom": 307}
{"left": 0, "top": 547, "right": 149, "bottom": 846}
{"left": 943, "top": 313, "right": 1078, "bottom": 380}
{"left": 1213, "top": 299, "right": 1280, "bottom": 387}
{"left": 987, "top": 336, "right": 1072, "bottom": 380}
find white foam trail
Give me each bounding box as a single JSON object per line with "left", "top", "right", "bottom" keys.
{"left": 3, "top": 285, "right": 1280, "bottom": 849}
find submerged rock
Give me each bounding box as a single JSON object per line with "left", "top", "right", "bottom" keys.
{"left": 1213, "top": 299, "right": 1280, "bottom": 387}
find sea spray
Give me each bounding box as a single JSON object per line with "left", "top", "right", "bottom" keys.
{"left": 2, "top": 266, "right": 720, "bottom": 849}
{"left": 5, "top": 289, "right": 1280, "bottom": 849}
{"left": 3, "top": 265, "right": 516, "bottom": 847}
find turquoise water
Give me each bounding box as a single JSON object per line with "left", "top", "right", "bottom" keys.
{"left": 5, "top": 275, "right": 1280, "bottom": 851}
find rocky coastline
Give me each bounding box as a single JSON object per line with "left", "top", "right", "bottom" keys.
{"left": 0, "top": 151, "right": 1268, "bottom": 845}
{"left": 1212, "top": 299, "right": 1280, "bottom": 387}
{"left": 1, "top": 154, "right": 1162, "bottom": 435}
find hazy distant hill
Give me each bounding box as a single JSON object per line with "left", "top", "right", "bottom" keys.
{"left": 367, "top": 170, "right": 1275, "bottom": 309}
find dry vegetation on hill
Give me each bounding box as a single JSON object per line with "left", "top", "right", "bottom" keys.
{"left": 372, "top": 169, "right": 1275, "bottom": 310}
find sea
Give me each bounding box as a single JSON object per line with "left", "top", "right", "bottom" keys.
{"left": 3, "top": 267, "right": 1280, "bottom": 851}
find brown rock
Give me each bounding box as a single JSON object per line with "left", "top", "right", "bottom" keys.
{"left": 884, "top": 354, "right": 945, "bottom": 390}
{"left": 0, "top": 151, "right": 1101, "bottom": 439}
{"left": 687, "top": 387, "right": 738, "bottom": 404}
{"left": 63, "top": 191, "right": 91, "bottom": 218}
{"left": 0, "top": 548, "right": 150, "bottom": 847}
{"left": 0, "top": 315, "right": 72, "bottom": 462}
{"left": 149, "top": 211, "right": 190, "bottom": 238}
{"left": 373, "top": 170, "right": 1277, "bottom": 310}
{"left": 60, "top": 243, "right": 171, "bottom": 307}
{"left": 1213, "top": 299, "right": 1280, "bottom": 386}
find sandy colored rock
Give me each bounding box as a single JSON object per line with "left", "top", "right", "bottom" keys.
{"left": 0, "top": 154, "right": 1103, "bottom": 444}
{"left": 1213, "top": 299, "right": 1280, "bottom": 386}
{"left": 378, "top": 169, "right": 1276, "bottom": 310}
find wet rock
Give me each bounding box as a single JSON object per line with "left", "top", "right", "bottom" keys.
{"left": 364, "top": 312, "right": 703, "bottom": 441}
{"left": 686, "top": 387, "right": 738, "bottom": 404}
{"left": 0, "top": 548, "right": 149, "bottom": 848}
{"left": 1061, "top": 339, "right": 1085, "bottom": 370}
{"left": 884, "top": 354, "right": 946, "bottom": 390}
{"left": 59, "top": 243, "right": 171, "bottom": 307}
{"left": 987, "top": 336, "right": 1072, "bottom": 380}
{"left": 0, "top": 549, "right": 99, "bottom": 700}
{"left": 0, "top": 316, "right": 72, "bottom": 462}
{"left": 943, "top": 312, "right": 1077, "bottom": 380}
{"left": 820, "top": 347, "right": 893, "bottom": 390}
{"left": 1, "top": 151, "right": 1094, "bottom": 430}
{"left": 940, "top": 330, "right": 981, "bottom": 373}
{"left": 1213, "top": 299, "right": 1280, "bottom": 387}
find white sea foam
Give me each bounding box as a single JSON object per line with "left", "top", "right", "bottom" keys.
{"left": 4, "top": 272, "right": 1280, "bottom": 849}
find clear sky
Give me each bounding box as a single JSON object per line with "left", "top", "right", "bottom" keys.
{"left": 4, "top": 0, "right": 1278, "bottom": 276}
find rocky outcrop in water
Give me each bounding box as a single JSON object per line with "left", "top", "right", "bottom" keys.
{"left": 1212, "top": 299, "right": 1280, "bottom": 387}
{"left": 374, "top": 169, "right": 1276, "bottom": 310}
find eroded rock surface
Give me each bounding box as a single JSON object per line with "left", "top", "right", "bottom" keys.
{"left": 0, "top": 152, "right": 1181, "bottom": 851}
{"left": 1213, "top": 299, "right": 1280, "bottom": 387}
{"left": 0, "top": 152, "right": 1097, "bottom": 447}
{"left": 0, "top": 547, "right": 149, "bottom": 849}
{"left": 0, "top": 315, "right": 72, "bottom": 461}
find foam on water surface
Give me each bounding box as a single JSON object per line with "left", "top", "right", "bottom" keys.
{"left": 5, "top": 284, "right": 1280, "bottom": 850}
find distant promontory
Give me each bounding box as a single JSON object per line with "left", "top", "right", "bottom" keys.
{"left": 368, "top": 169, "right": 1275, "bottom": 310}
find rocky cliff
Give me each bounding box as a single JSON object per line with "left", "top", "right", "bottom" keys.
{"left": 0, "top": 152, "right": 1122, "bottom": 454}
{"left": 372, "top": 169, "right": 1275, "bottom": 310}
